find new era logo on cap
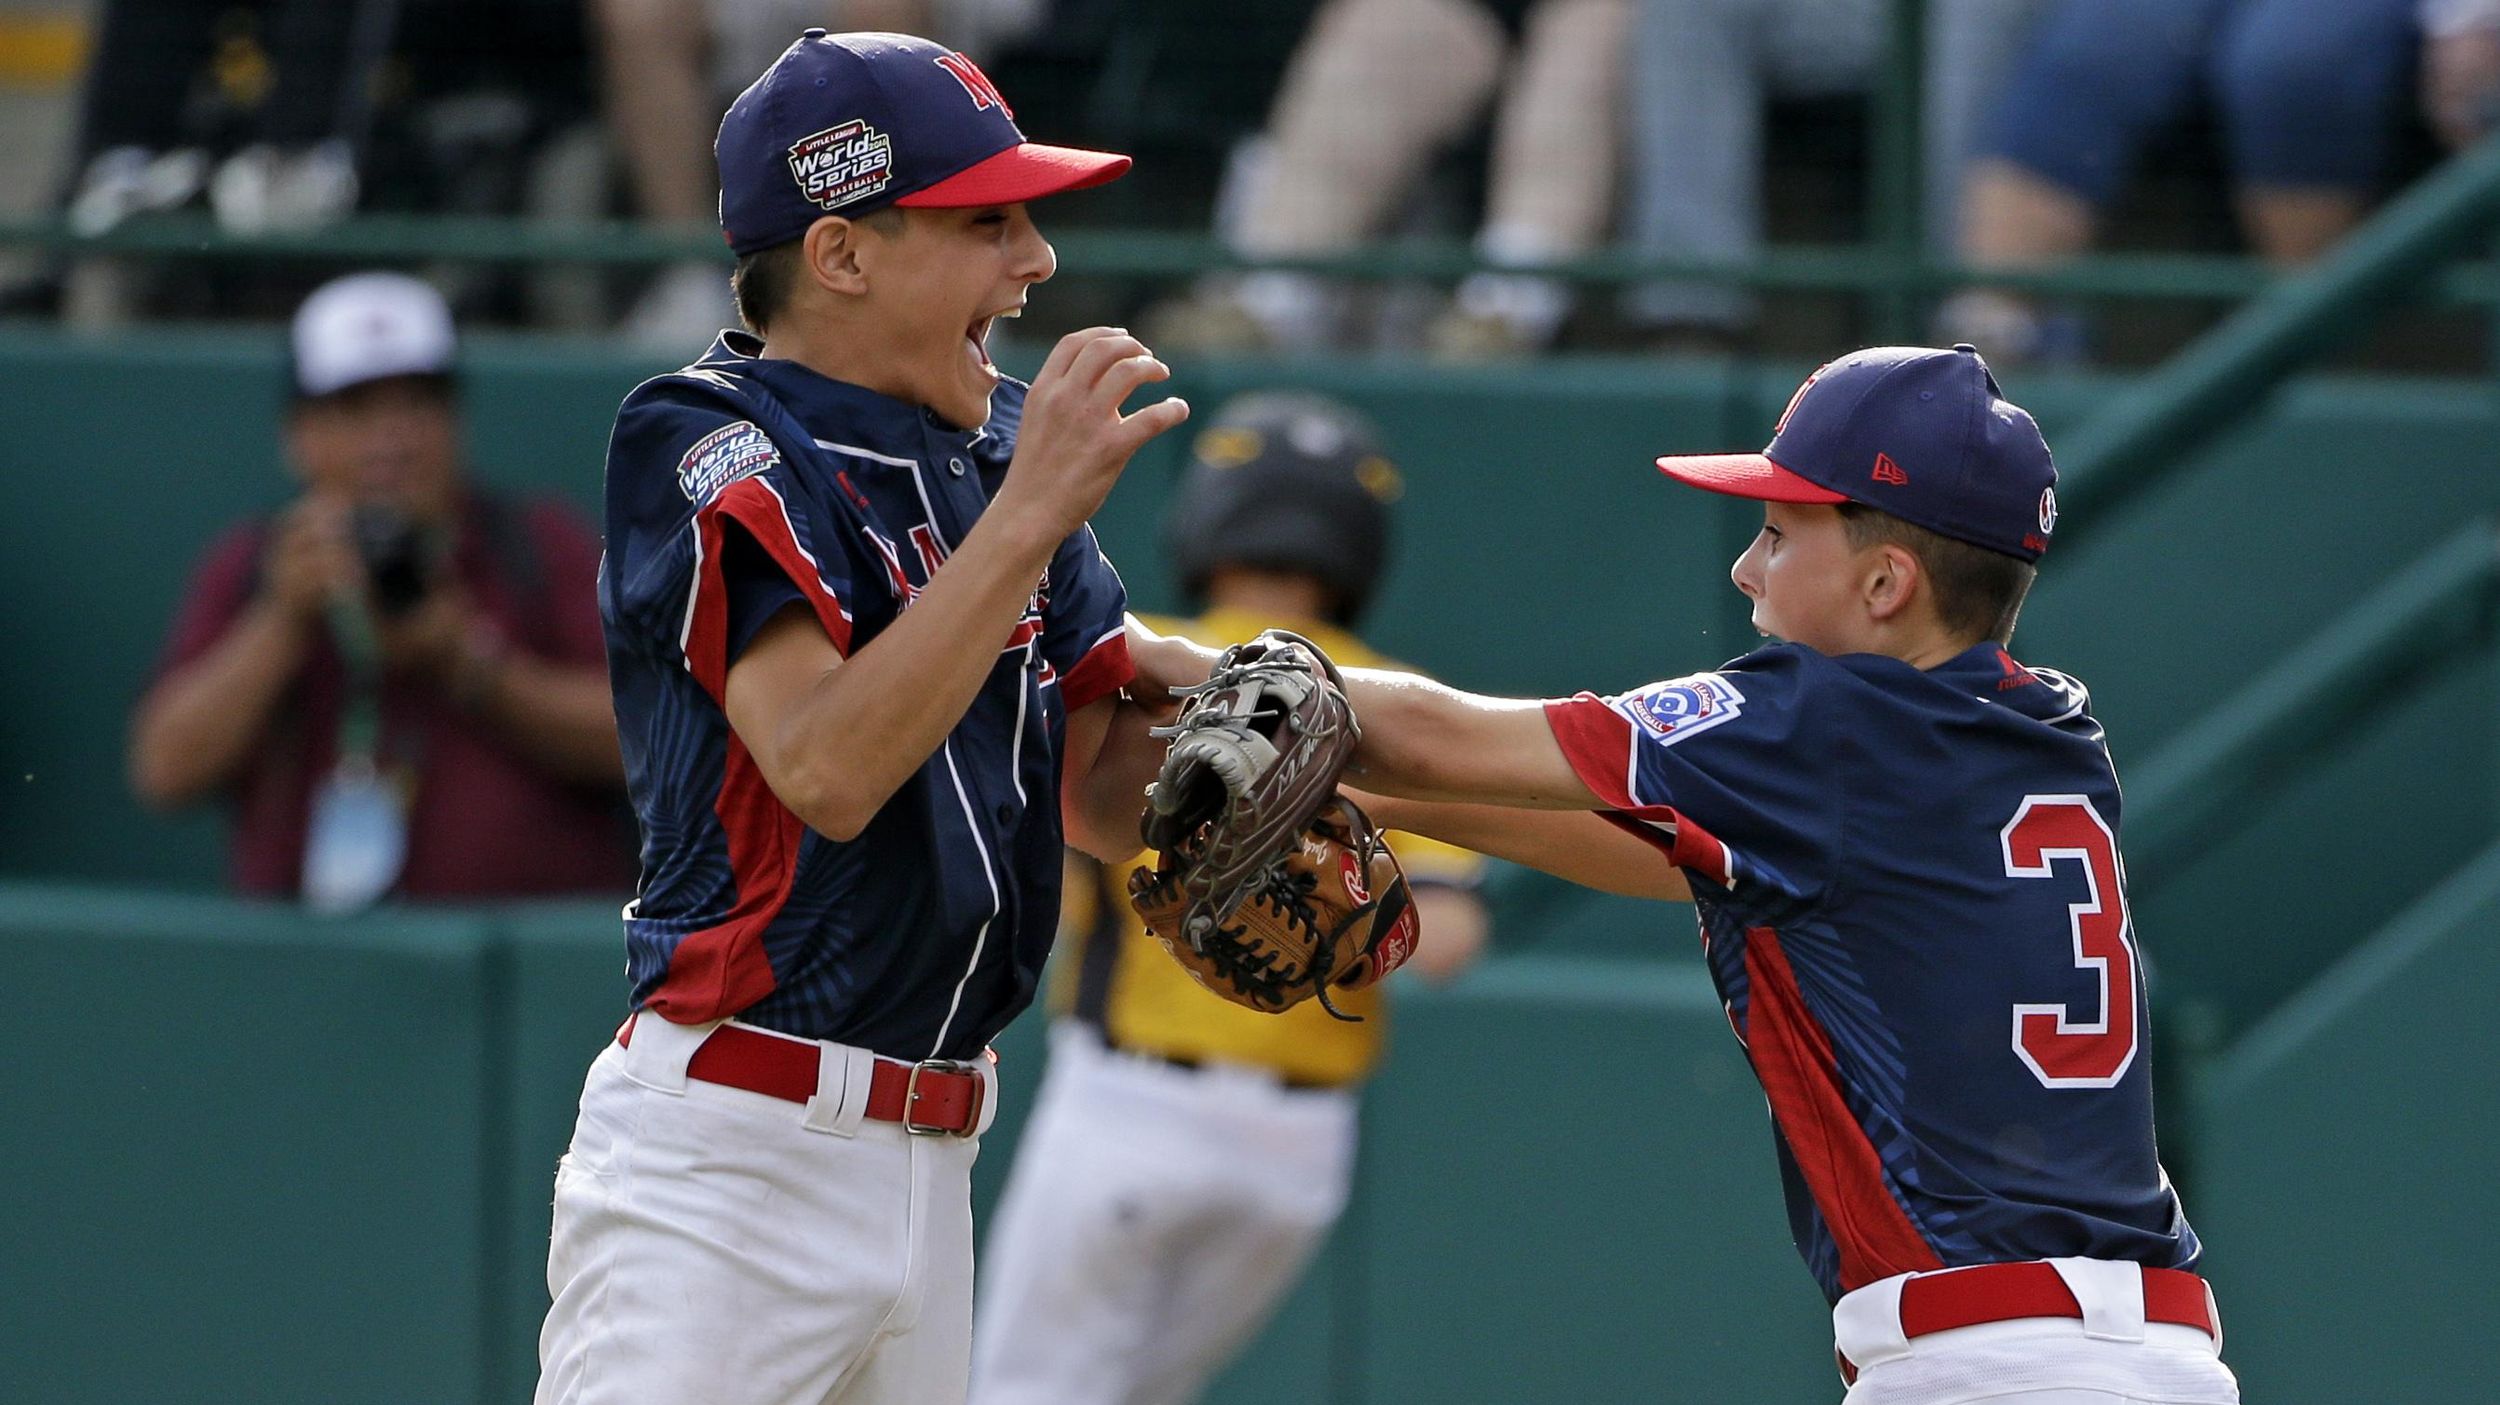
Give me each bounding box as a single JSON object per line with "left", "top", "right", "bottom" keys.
{"left": 1652, "top": 345, "right": 2060, "bottom": 562}
{"left": 716, "top": 30, "right": 1129, "bottom": 255}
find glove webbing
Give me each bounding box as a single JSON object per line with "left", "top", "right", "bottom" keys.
{"left": 1187, "top": 803, "right": 1405, "bottom": 1024}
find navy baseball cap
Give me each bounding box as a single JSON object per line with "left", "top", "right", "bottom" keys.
{"left": 716, "top": 30, "right": 1131, "bottom": 256}
{"left": 1656, "top": 345, "right": 2061, "bottom": 560}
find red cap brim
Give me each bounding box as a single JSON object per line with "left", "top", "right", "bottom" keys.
{"left": 1655, "top": 452, "right": 1849, "bottom": 504}
{"left": 895, "top": 143, "right": 1131, "bottom": 207}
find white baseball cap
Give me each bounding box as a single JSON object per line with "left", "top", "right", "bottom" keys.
{"left": 289, "top": 271, "right": 457, "bottom": 399}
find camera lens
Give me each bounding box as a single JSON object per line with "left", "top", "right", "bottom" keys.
{"left": 351, "top": 504, "right": 432, "bottom": 617}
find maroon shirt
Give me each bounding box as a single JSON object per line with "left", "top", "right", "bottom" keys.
{"left": 154, "top": 491, "right": 638, "bottom": 900}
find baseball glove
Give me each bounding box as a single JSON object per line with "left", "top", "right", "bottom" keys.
{"left": 1127, "top": 629, "right": 1414, "bottom": 1017}
{"left": 1129, "top": 795, "right": 1421, "bottom": 1018}
{"left": 1139, "top": 628, "right": 1358, "bottom": 893}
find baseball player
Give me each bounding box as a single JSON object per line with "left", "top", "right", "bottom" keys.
{"left": 536, "top": 32, "right": 1198, "bottom": 1405}
{"left": 968, "top": 393, "right": 1489, "bottom": 1405}
{"left": 1325, "top": 346, "right": 2238, "bottom": 1403}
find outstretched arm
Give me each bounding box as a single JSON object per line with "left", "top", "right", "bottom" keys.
{"left": 1356, "top": 791, "right": 1691, "bottom": 902}
{"left": 1063, "top": 626, "right": 1689, "bottom": 896}
{"left": 1334, "top": 664, "right": 1693, "bottom": 898}
{"left": 1338, "top": 667, "right": 1601, "bottom": 810}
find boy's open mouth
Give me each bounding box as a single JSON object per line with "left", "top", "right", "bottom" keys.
{"left": 966, "top": 305, "right": 1020, "bottom": 371}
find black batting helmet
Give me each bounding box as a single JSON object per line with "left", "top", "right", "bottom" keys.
{"left": 1163, "top": 392, "right": 1403, "bottom": 624}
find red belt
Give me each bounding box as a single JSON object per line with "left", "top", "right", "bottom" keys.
{"left": 1838, "top": 1262, "right": 2217, "bottom": 1384}
{"left": 616, "top": 1013, "right": 988, "bottom": 1137}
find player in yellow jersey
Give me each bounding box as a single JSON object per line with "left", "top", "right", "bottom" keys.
{"left": 968, "top": 393, "right": 1489, "bottom": 1405}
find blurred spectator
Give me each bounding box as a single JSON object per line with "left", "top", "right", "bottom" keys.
{"left": 61, "top": 0, "right": 385, "bottom": 242}
{"left": 30, "top": 0, "right": 602, "bottom": 327}
{"left": 1148, "top": 0, "right": 1632, "bottom": 359}
{"left": 1941, "top": 0, "right": 2499, "bottom": 362}
{"left": 1624, "top": 0, "right": 2049, "bottom": 346}
{"left": 595, "top": 1, "right": 1046, "bottom": 350}
{"left": 2423, "top": 0, "right": 2500, "bottom": 149}
{"left": 127, "top": 272, "right": 633, "bottom": 911}
{"left": 38, "top": 0, "right": 390, "bottom": 325}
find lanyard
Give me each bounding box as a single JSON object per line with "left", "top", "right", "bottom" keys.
{"left": 305, "top": 590, "right": 412, "bottom": 915}
{"left": 325, "top": 590, "right": 385, "bottom": 768}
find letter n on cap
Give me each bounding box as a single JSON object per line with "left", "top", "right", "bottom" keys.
{"left": 1774, "top": 366, "right": 1825, "bottom": 435}
{"left": 1871, "top": 453, "right": 1909, "bottom": 485}
{"left": 934, "top": 52, "right": 1013, "bottom": 117}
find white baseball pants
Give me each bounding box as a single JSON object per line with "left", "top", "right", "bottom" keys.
{"left": 968, "top": 1023, "right": 1359, "bottom": 1405}
{"left": 536, "top": 1017, "right": 990, "bottom": 1405}
{"left": 1836, "top": 1260, "right": 2241, "bottom": 1404}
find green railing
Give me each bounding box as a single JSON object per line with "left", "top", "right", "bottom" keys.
{"left": 11, "top": 212, "right": 2500, "bottom": 307}
{"left": 9, "top": 0, "right": 2497, "bottom": 314}
{"left": 2055, "top": 136, "right": 2500, "bottom": 540}
{"left": 2124, "top": 520, "right": 2500, "bottom": 895}
{"left": 1866, "top": 0, "right": 1928, "bottom": 341}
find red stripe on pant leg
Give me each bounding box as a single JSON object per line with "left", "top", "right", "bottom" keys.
{"left": 1740, "top": 925, "right": 1943, "bottom": 1291}
{"left": 645, "top": 731, "right": 797, "bottom": 1022}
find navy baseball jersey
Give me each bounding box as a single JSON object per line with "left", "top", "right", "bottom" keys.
{"left": 1545, "top": 642, "right": 2198, "bottom": 1303}
{"left": 599, "top": 331, "right": 1133, "bottom": 1060}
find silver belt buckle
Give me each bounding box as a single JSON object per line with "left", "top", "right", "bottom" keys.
{"left": 903, "top": 1057, "right": 980, "bottom": 1136}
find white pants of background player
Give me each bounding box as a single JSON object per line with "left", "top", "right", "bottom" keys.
{"left": 535, "top": 1016, "right": 994, "bottom": 1405}
{"left": 969, "top": 1023, "right": 1359, "bottom": 1405}
{"left": 1836, "top": 1260, "right": 2241, "bottom": 1404}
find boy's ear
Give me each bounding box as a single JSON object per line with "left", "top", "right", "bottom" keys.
{"left": 802, "top": 216, "right": 872, "bottom": 297}
{"left": 1864, "top": 542, "right": 1923, "bottom": 622}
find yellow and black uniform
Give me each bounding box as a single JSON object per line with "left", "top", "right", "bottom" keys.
{"left": 1052, "top": 606, "right": 1482, "bottom": 1088}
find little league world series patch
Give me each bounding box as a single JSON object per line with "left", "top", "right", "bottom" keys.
{"left": 788, "top": 120, "right": 894, "bottom": 210}
{"left": 677, "top": 422, "right": 781, "bottom": 502}
{"left": 1619, "top": 673, "right": 1746, "bottom": 747}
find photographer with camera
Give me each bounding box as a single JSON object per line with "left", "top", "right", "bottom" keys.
{"left": 130, "top": 271, "right": 633, "bottom": 911}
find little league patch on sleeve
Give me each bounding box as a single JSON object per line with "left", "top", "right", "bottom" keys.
{"left": 677, "top": 422, "right": 781, "bottom": 502}
{"left": 1616, "top": 673, "right": 1746, "bottom": 747}
{"left": 788, "top": 120, "right": 894, "bottom": 210}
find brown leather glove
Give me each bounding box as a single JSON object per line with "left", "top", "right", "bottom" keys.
{"left": 1129, "top": 796, "right": 1421, "bottom": 1019}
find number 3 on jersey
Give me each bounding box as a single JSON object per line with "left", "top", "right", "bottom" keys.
{"left": 2001, "top": 795, "right": 2140, "bottom": 1088}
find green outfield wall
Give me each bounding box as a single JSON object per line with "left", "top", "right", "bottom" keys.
{"left": 2, "top": 879, "right": 2491, "bottom": 1403}
{"left": 2189, "top": 840, "right": 2500, "bottom": 1404}
{"left": 0, "top": 889, "right": 1834, "bottom": 1405}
